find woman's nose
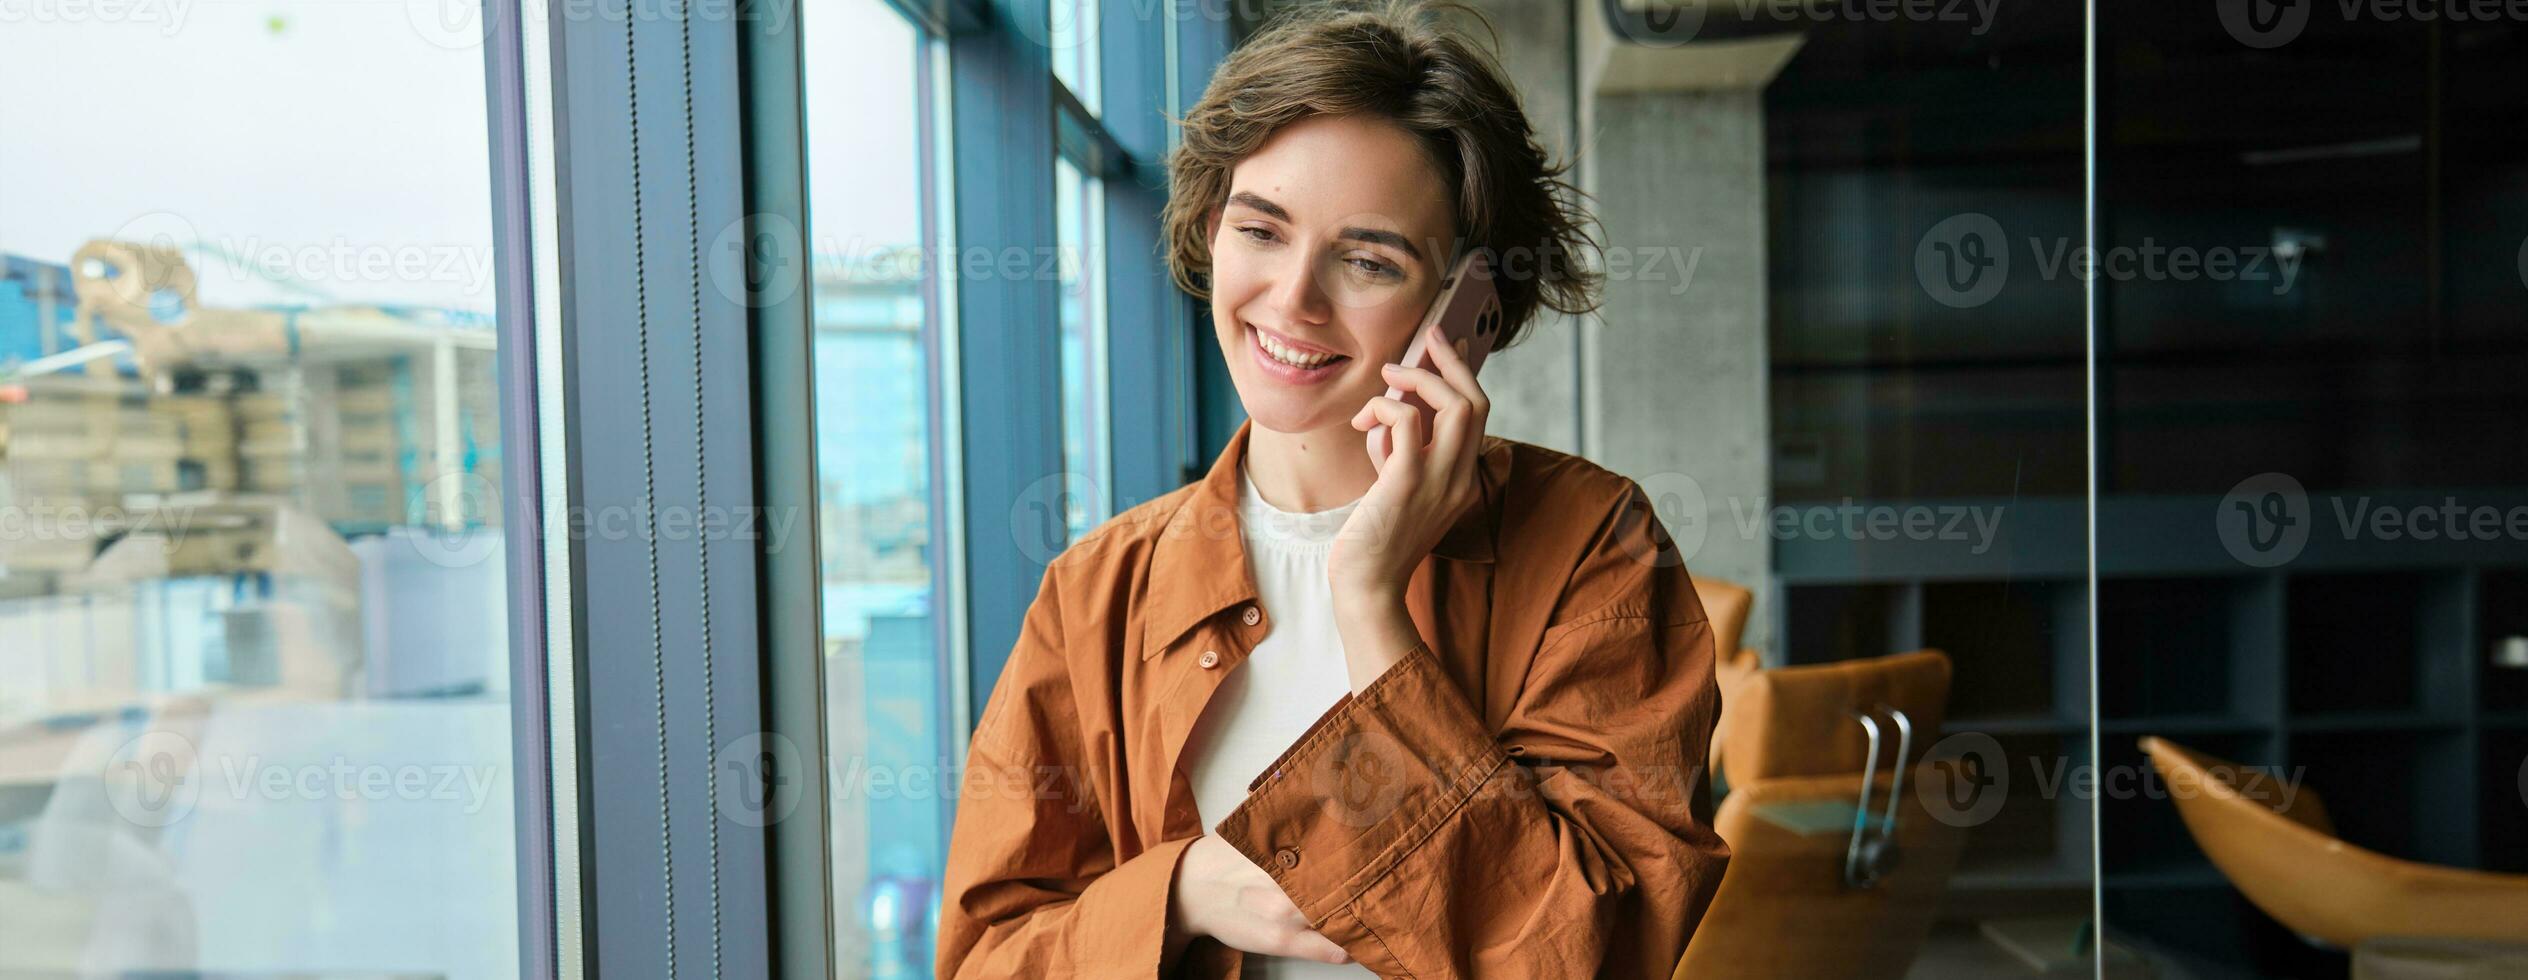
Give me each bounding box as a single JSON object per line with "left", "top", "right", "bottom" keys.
{"left": 1260, "top": 252, "right": 1334, "bottom": 327}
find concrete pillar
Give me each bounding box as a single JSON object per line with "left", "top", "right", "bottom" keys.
{"left": 1579, "top": 17, "right": 1803, "bottom": 661}
{"left": 1450, "top": 2, "right": 1799, "bottom": 660}
{"left": 1446, "top": 0, "right": 1583, "bottom": 455}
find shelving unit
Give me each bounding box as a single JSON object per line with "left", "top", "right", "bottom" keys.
{"left": 1773, "top": 493, "right": 2528, "bottom": 961}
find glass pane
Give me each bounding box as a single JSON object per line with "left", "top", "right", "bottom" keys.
{"left": 1754, "top": 1, "right": 2094, "bottom": 969}
{"left": 2092, "top": 8, "right": 2528, "bottom": 974}
{"left": 1050, "top": 0, "right": 1101, "bottom": 116}
{"left": 801, "top": 3, "right": 952, "bottom": 977}
{"left": 0, "top": 3, "right": 520, "bottom": 976}
{"left": 1054, "top": 156, "right": 1110, "bottom": 541}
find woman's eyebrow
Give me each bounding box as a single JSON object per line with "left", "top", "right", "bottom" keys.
{"left": 1339, "top": 226, "right": 1422, "bottom": 262}
{"left": 1228, "top": 190, "right": 1423, "bottom": 262}
{"left": 1227, "top": 191, "right": 1290, "bottom": 221}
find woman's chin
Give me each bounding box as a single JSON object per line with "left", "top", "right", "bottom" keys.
{"left": 1241, "top": 394, "right": 1361, "bottom": 438}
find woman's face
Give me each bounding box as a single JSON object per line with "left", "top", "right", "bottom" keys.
{"left": 1208, "top": 113, "right": 1458, "bottom": 436}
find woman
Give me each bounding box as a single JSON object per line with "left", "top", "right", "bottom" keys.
{"left": 936, "top": 2, "right": 1728, "bottom": 976}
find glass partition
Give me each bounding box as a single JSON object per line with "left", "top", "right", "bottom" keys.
{"left": 0, "top": 2, "right": 523, "bottom": 975}
{"left": 2091, "top": 6, "right": 2528, "bottom": 975}
{"left": 800, "top": 1, "right": 957, "bottom": 975}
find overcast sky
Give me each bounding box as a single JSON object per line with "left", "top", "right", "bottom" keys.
{"left": 1, "top": 0, "right": 922, "bottom": 313}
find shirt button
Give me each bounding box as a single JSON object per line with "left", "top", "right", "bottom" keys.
{"left": 1198, "top": 650, "right": 1221, "bottom": 669}
{"left": 1275, "top": 848, "right": 1300, "bottom": 870}
{"left": 1241, "top": 605, "right": 1262, "bottom": 626}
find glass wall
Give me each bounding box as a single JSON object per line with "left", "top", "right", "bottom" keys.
{"left": 0, "top": 2, "right": 519, "bottom": 975}
{"left": 1756, "top": 2, "right": 2094, "bottom": 970}
{"left": 2092, "top": 6, "right": 2528, "bottom": 975}
{"left": 14, "top": 0, "right": 2522, "bottom": 974}
{"left": 800, "top": 1, "right": 955, "bottom": 976}
{"left": 1054, "top": 154, "right": 1111, "bottom": 541}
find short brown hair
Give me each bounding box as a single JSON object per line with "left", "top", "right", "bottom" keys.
{"left": 1161, "top": 0, "right": 1602, "bottom": 350}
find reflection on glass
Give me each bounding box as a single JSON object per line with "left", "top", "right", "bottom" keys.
{"left": 0, "top": 3, "right": 515, "bottom": 976}
{"left": 1055, "top": 156, "right": 1110, "bottom": 542}
{"left": 1050, "top": 0, "right": 1101, "bottom": 115}
{"left": 1762, "top": 2, "right": 2091, "bottom": 969}
{"left": 802, "top": 2, "right": 950, "bottom": 977}
{"left": 2093, "top": 9, "right": 2528, "bottom": 975}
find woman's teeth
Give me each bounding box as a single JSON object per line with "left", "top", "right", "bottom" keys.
{"left": 1257, "top": 329, "right": 1343, "bottom": 369}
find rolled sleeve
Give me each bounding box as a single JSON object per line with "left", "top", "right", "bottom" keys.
{"left": 1214, "top": 482, "right": 1730, "bottom": 977}
{"left": 1213, "top": 640, "right": 1511, "bottom": 915}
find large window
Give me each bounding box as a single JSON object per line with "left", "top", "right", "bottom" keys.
{"left": 1054, "top": 154, "right": 1111, "bottom": 540}
{"left": 0, "top": 3, "right": 520, "bottom": 975}
{"left": 801, "top": 2, "right": 956, "bottom": 976}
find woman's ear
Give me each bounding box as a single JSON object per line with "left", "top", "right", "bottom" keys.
{"left": 1205, "top": 205, "right": 1222, "bottom": 244}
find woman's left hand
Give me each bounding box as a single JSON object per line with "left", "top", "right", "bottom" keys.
{"left": 1327, "top": 320, "right": 1489, "bottom": 689}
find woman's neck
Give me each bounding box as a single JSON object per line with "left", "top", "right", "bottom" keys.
{"left": 1244, "top": 419, "right": 1379, "bottom": 514}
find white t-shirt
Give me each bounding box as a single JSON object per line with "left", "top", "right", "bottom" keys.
{"left": 1179, "top": 462, "right": 1379, "bottom": 979}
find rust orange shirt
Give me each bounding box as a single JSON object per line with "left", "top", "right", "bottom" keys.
{"left": 937, "top": 419, "right": 1730, "bottom": 978}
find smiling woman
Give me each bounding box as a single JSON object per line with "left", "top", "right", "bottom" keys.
{"left": 934, "top": 3, "right": 1728, "bottom": 979}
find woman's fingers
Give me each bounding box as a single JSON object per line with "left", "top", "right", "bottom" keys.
{"left": 1423, "top": 325, "right": 1491, "bottom": 419}
{"left": 1356, "top": 396, "right": 1425, "bottom": 480}
{"left": 1282, "top": 928, "right": 1354, "bottom": 964}
{"left": 1379, "top": 363, "right": 1473, "bottom": 469}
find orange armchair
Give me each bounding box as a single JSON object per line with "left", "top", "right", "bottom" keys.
{"left": 2141, "top": 736, "right": 2528, "bottom": 950}
{"left": 1676, "top": 650, "right": 1965, "bottom": 979}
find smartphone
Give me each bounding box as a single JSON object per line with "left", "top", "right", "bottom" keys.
{"left": 1366, "top": 250, "right": 1503, "bottom": 470}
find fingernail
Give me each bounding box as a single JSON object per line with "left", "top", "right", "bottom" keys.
{"left": 1380, "top": 362, "right": 1398, "bottom": 373}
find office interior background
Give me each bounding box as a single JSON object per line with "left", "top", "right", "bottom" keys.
{"left": 2, "top": 0, "right": 2525, "bottom": 976}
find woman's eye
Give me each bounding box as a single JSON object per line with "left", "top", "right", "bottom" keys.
{"left": 1236, "top": 226, "right": 1275, "bottom": 243}
{"left": 1347, "top": 256, "right": 1398, "bottom": 279}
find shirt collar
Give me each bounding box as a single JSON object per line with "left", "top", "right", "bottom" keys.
{"left": 1140, "top": 417, "right": 1504, "bottom": 659}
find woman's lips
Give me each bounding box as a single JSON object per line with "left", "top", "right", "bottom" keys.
{"left": 1247, "top": 324, "right": 1350, "bottom": 384}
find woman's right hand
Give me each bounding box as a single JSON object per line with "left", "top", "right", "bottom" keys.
{"left": 1168, "top": 835, "right": 1353, "bottom": 965}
